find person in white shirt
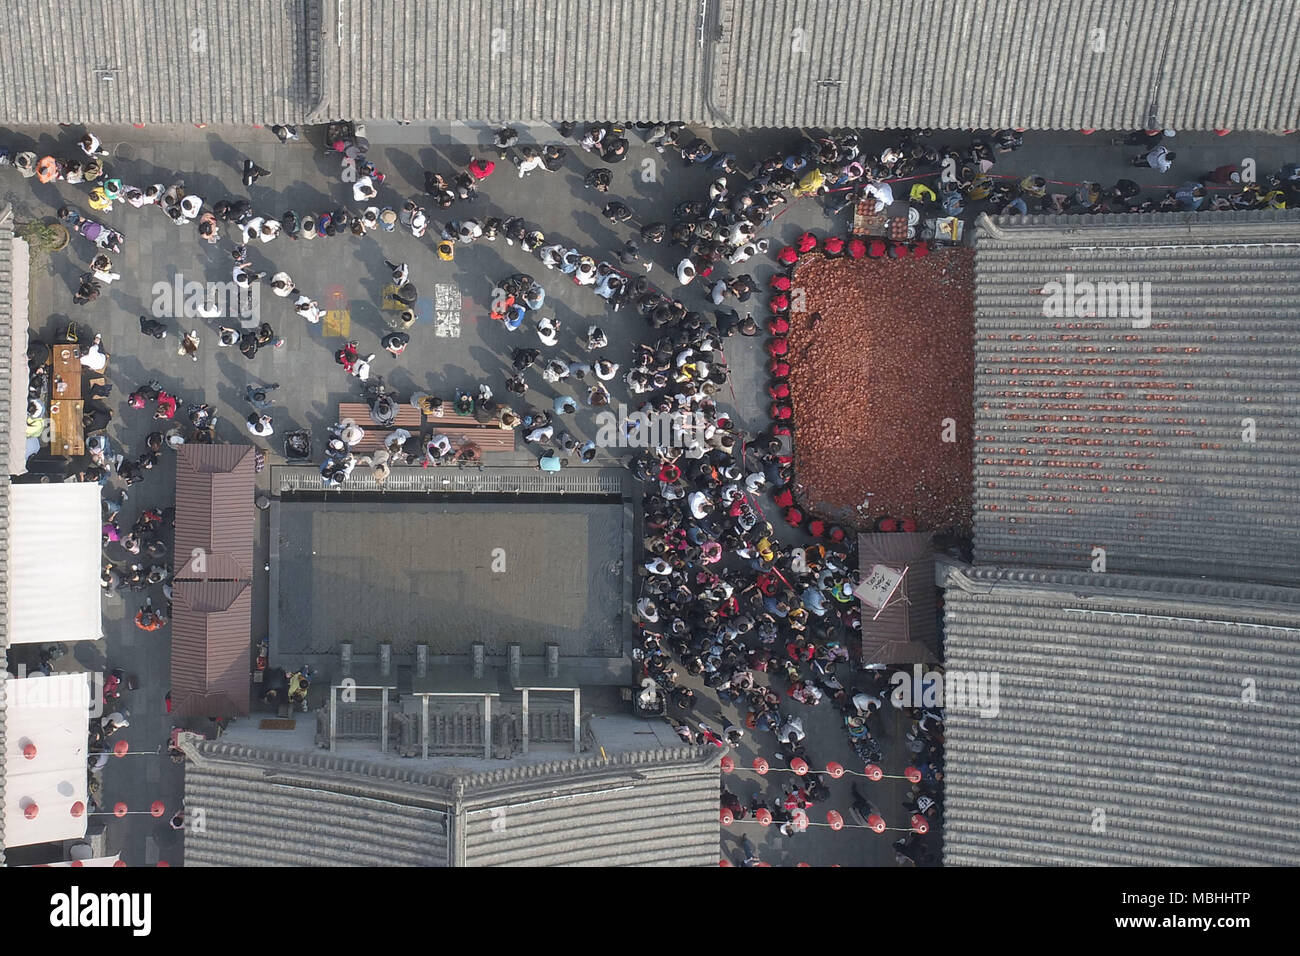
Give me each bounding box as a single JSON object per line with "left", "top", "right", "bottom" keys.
{"left": 270, "top": 272, "right": 295, "bottom": 296}
{"left": 179, "top": 194, "right": 203, "bottom": 220}
{"left": 517, "top": 148, "right": 545, "bottom": 177}
{"left": 352, "top": 175, "right": 378, "bottom": 202}
{"left": 247, "top": 413, "right": 274, "bottom": 437}
{"left": 863, "top": 179, "right": 894, "bottom": 212}
{"left": 535, "top": 316, "right": 559, "bottom": 347}
{"left": 79, "top": 334, "right": 109, "bottom": 372}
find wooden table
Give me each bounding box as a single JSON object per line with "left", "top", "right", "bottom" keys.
{"left": 49, "top": 345, "right": 85, "bottom": 456}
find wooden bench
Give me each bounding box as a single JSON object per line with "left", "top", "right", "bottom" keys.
{"left": 339, "top": 402, "right": 421, "bottom": 429}
{"left": 423, "top": 409, "right": 517, "bottom": 454}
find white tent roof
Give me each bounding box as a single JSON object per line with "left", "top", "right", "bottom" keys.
{"left": 3, "top": 673, "right": 89, "bottom": 848}
{"left": 7, "top": 483, "right": 102, "bottom": 645}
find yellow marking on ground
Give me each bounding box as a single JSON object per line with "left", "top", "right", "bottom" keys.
{"left": 322, "top": 309, "right": 351, "bottom": 337}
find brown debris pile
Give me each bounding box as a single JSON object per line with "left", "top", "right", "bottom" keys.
{"left": 784, "top": 251, "right": 975, "bottom": 533}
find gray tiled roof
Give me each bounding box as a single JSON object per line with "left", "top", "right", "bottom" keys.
{"left": 713, "top": 0, "right": 1300, "bottom": 130}
{"left": 972, "top": 210, "right": 1300, "bottom": 585}
{"left": 0, "top": 205, "right": 12, "bottom": 864}
{"left": 0, "top": 0, "right": 318, "bottom": 125}
{"left": 315, "top": 0, "right": 708, "bottom": 124}
{"left": 184, "top": 742, "right": 720, "bottom": 866}
{"left": 941, "top": 566, "right": 1300, "bottom": 865}
{"left": 5, "top": 1, "right": 1299, "bottom": 128}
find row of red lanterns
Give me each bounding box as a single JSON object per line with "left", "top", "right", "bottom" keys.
{"left": 721, "top": 753, "right": 922, "bottom": 783}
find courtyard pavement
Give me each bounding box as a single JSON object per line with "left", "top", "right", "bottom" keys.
{"left": 2, "top": 119, "right": 1293, "bottom": 867}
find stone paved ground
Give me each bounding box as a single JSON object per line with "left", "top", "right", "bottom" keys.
{"left": 3, "top": 120, "right": 1294, "bottom": 867}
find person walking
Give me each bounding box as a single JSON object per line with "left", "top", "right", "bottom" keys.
{"left": 177, "top": 329, "right": 200, "bottom": 362}
{"left": 242, "top": 158, "right": 271, "bottom": 186}
{"left": 246, "top": 412, "right": 274, "bottom": 437}
{"left": 138, "top": 315, "right": 168, "bottom": 339}
{"left": 244, "top": 383, "right": 279, "bottom": 409}
{"left": 1132, "top": 144, "right": 1175, "bottom": 172}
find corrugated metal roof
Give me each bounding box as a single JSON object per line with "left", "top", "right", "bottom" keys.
{"left": 0, "top": 206, "right": 13, "bottom": 863}
{"left": 170, "top": 582, "right": 252, "bottom": 718}
{"left": 0, "top": 0, "right": 317, "bottom": 125}
{"left": 941, "top": 568, "right": 1300, "bottom": 865}
{"left": 174, "top": 444, "right": 255, "bottom": 575}
{"left": 317, "top": 0, "right": 708, "bottom": 123}
{"left": 172, "top": 443, "right": 256, "bottom": 718}
{"left": 183, "top": 743, "right": 720, "bottom": 866}
{"left": 713, "top": 0, "right": 1300, "bottom": 130}
{"left": 856, "top": 532, "right": 940, "bottom": 665}
{"left": 972, "top": 210, "right": 1300, "bottom": 585}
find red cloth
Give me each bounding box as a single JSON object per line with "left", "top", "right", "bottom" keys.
{"left": 658, "top": 462, "right": 681, "bottom": 482}
{"left": 155, "top": 394, "right": 177, "bottom": 418}
{"left": 867, "top": 239, "right": 888, "bottom": 257}
{"left": 823, "top": 236, "right": 845, "bottom": 253}
{"left": 848, "top": 238, "right": 867, "bottom": 259}
{"left": 796, "top": 231, "right": 818, "bottom": 252}
{"left": 773, "top": 488, "right": 795, "bottom": 508}
{"left": 468, "top": 159, "right": 495, "bottom": 179}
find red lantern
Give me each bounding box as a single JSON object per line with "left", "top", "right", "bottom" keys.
{"left": 719, "top": 858, "right": 733, "bottom": 867}
{"left": 864, "top": 764, "right": 884, "bottom": 781}
{"left": 911, "top": 814, "right": 929, "bottom": 834}
{"left": 720, "top": 808, "right": 734, "bottom": 826}
{"left": 790, "top": 757, "right": 809, "bottom": 776}
{"left": 826, "top": 762, "right": 845, "bottom": 778}
{"left": 866, "top": 813, "right": 887, "bottom": 833}
{"left": 70, "top": 802, "right": 86, "bottom": 818}
{"left": 796, "top": 862, "right": 811, "bottom": 867}
{"left": 150, "top": 801, "right": 166, "bottom": 818}
{"left": 904, "top": 766, "right": 922, "bottom": 784}
{"left": 113, "top": 860, "right": 126, "bottom": 868}
{"left": 826, "top": 810, "right": 845, "bottom": 830}
{"left": 113, "top": 802, "right": 128, "bottom": 818}
{"left": 755, "top": 807, "right": 773, "bottom": 826}
{"left": 24, "top": 803, "right": 39, "bottom": 820}
{"left": 113, "top": 740, "right": 129, "bottom": 757}
{"left": 156, "top": 861, "right": 170, "bottom": 867}
{"left": 23, "top": 743, "right": 37, "bottom": 760}
{"left": 720, "top": 755, "right": 734, "bottom": 774}
{"left": 70, "top": 860, "right": 84, "bottom": 867}
{"left": 753, "top": 757, "right": 770, "bottom": 775}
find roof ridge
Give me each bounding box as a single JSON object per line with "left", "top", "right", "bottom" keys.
{"left": 977, "top": 209, "right": 1300, "bottom": 243}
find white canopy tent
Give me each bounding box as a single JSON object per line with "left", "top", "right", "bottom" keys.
{"left": 7, "top": 483, "right": 102, "bottom": 645}
{"left": 3, "top": 673, "right": 90, "bottom": 849}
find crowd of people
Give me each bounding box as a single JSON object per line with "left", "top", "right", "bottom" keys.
{"left": 16, "top": 114, "right": 1291, "bottom": 866}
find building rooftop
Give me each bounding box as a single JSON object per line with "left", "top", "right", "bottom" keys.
{"left": 939, "top": 564, "right": 1300, "bottom": 865}
{"left": 972, "top": 210, "right": 1300, "bottom": 584}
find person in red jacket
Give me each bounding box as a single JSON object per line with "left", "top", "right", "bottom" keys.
{"left": 823, "top": 235, "right": 846, "bottom": 257}
{"left": 848, "top": 238, "right": 867, "bottom": 259}
{"left": 773, "top": 488, "right": 795, "bottom": 509}
{"left": 467, "top": 157, "right": 495, "bottom": 180}
{"left": 769, "top": 315, "right": 790, "bottom": 334}
{"left": 777, "top": 245, "right": 799, "bottom": 266}
{"left": 153, "top": 391, "right": 178, "bottom": 421}
{"left": 796, "top": 231, "right": 818, "bottom": 253}
{"left": 770, "top": 273, "right": 792, "bottom": 291}
{"left": 769, "top": 381, "right": 791, "bottom": 399}
{"left": 767, "top": 337, "right": 789, "bottom": 357}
